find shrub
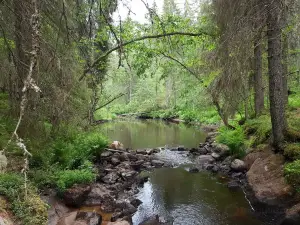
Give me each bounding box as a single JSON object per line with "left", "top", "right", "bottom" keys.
{"left": 216, "top": 126, "right": 246, "bottom": 158}
{"left": 284, "top": 143, "right": 300, "bottom": 160}
{"left": 284, "top": 160, "right": 300, "bottom": 192}
{"left": 55, "top": 162, "right": 96, "bottom": 193}
{"left": 0, "top": 173, "right": 48, "bottom": 225}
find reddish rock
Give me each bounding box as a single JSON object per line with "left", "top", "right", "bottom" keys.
{"left": 247, "top": 153, "right": 294, "bottom": 205}
{"left": 62, "top": 184, "right": 91, "bottom": 207}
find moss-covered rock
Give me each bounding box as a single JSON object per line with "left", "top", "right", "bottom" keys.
{"left": 284, "top": 143, "right": 300, "bottom": 160}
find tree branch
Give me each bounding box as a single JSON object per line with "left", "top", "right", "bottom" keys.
{"left": 94, "top": 92, "right": 125, "bottom": 112}
{"left": 79, "top": 31, "right": 211, "bottom": 81}
{"left": 159, "top": 52, "right": 203, "bottom": 82}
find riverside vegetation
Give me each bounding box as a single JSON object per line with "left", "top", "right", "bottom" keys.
{"left": 2, "top": 0, "right": 300, "bottom": 224}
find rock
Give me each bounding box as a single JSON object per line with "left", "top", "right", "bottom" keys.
{"left": 244, "top": 147, "right": 273, "bottom": 170}
{"left": 227, "top": 181, "right": 240, "bottom": 191}
{"left": 177, "top": 146, "right": 185, "bottom": 151}
{"left": 102, "top": 172, "right": 119, "bottom": 184}
{"left": 189, "top": 168, "right": 199, "bottom": 173}
{"left": 211, "top": 143, "right": 230, "bottom": 157}
{"left": 204, "top": 164, "right": 214, "bottom": 170}
{"left": 139, "top": 215, "right": 160, "bottom": 225}
{"left": 230, "top": 159, "right": 246, "bottom": 172}
{"left": 136, "top": 149, "right": 147, "bottom": 155}
{"left": 189, "top": 148, "right": 198, "bottom": 154}
{"left": 247, "top": 153, "right": 294, "bottom": 205}
{"left": 212, "top": 165, "right": 219, "bottom": 173}
{"left": 63, "top": 184, "right": 91, "bottom": 207}
{"left": 198, "top": 147, "right": 208, "bottom": 155}
{"left": 145, "top": 148, "right": 154, "bottom": 155}
{"left": 196, "top": 155, "right": 215, "bottom": 164}
{"left": 222, "top": 156, "right": 233, "bottom": 166}
{"left": 83, "top": 184, "right": 115, "bottom": 209}
{"left": 281, "top": 203, "right": 300, "bottom": 225}
{"left": 109, "top": 141, "right": 124, "bottom": 150}
{"left": 130, "top": 160, "right": 144, "bottom": 171}
{"left": 126, "top": 153, "right": 138, "bottom": 162}
{"left": 211, "top": 152, "right": 221, "bottom": 160}
{"left": 231, "top": 172, "right": 243, "bottom": 179}
{"left": 121, "top": 171, "right": 137, "bottom": 180}
{"left": 115, "top": 201, "right": 137, "bottom": 216}
{"left": 75, "top": 211, "right": 102, "bottom": 225}
{"left": 130, "top": 198, "right": 142, "bottom": 208}
{"left": 107, "top": 221, "right": 131, "bottom": 225}
{"left": 119, "top": 153, "right": 129, "bottom": 162}
{"left": 111, "top": 157, "right": 120, "bottom": 166}
{"left": 151, "top": 160, "right": 164, "bottom": 168}
{"left": 101, "top": 151, "right": 113, "bottom": 158}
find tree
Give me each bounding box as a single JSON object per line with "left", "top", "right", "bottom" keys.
{"left": 266, "top": 0, "right": 287, "bottom": 147}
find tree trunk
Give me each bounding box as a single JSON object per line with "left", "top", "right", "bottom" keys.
{"left": 282, "top": 1, "right": 289, "bottom": 106}
{"left": 253, "top": 35, "right": 264, "bottom": 116}
{"left": 266, "top": 0, "right": 287, "bottom": 148}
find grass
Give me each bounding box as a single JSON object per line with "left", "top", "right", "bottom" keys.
{"left": 284, "top": 160, "right": 300, "bottom": 192}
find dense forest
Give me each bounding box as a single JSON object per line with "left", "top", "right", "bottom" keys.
{"left": 1, "top": 0, "right": 300, "bottom": 224}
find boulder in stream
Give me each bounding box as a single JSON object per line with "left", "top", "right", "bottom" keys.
{"left": 151, "top": 160, "right": 164, "bottom": 168}
{"left": 230, "top": 159, "right": 246, "bottom": 172}
{"left": 196, "top": 155, "right": 215, "bottom": 164}
{"left": 62, "top": 184, "right": 91, "bottom": 207}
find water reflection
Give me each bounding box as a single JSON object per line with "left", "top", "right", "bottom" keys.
{"left": 98, "top": 120, "right": 206, "bottom": 149}
{"left": 133, "top": 167, "right": 264, "bottom": 225}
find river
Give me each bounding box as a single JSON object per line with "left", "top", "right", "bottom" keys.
{"left": 99, "top": 120, "right": 269, "bottom": 225}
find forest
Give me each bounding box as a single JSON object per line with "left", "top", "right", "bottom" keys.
{"left": 1, "top": 0, "right": 300, "bottom": 224}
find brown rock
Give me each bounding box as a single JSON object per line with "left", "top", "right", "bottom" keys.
{"left": 247, "top": 153, "right": 294, "bottom": 205}
{"left": 83, "top": 184, "right": 115, "bottom": 209}
{"left": 63, "top": 184, "right": 91, "bottom": 207}
{"left": 281, "top": 203, "right": 300, "bottom": 225}
{"left": 107, "top": 221, "right": 130, "bottom": 225}
{"left": 244, "top": 147, "right": 273, "bottom": 170}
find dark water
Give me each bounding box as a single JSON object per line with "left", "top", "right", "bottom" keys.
{"left": 99, "top": 120, "right": 266, "bottom": 225}
{"left": 132, "top": 166, "right": 264, "bottom": 225}
{"left": 98, "top": 119, "right": 206, "bottom": 149}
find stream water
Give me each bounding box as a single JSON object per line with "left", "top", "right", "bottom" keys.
{"left": 99, "top": 120, "right": 268, "bottom": 225}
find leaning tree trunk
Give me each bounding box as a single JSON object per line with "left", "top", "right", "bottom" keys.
{"left": 266, "top": 0, "right": 287, "bottom": 148}
{"left": 253, "top": 34, "right": 264, "bottom": 116}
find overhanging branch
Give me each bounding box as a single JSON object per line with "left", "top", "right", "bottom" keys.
{"left": 79, "top": 31, "right": 211, "bottom": 81}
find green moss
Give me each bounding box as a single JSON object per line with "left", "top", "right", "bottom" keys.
{"left": 0, "top": 173, "right": 48, "bottom": 225}
{"left": 284, "top": 143, "right": 300, "bottom": 160}
{"left": 284, "top": 160, "right": 300, "bottom": 192}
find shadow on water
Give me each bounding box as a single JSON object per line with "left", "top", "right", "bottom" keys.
{"left": 98, "top": 119, "right": 206, "bottom": 149}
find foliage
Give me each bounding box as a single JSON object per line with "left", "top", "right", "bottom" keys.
{"left": 216, "top": 126, "right": 247, "bottom": 158}
{"left": 243, "top": 115, "right": 272, "bottom": 146}
{"left": 284, "top": 143, "right": 300, "bottom": 160}
{"left": 55, "top": 163, "right": 96, "bottom": 193}
{"left": 284, "top": 160, "right": 300, "bottom": 192}
{"left": 0, "top": 173, "right": 48, "bottom": 225}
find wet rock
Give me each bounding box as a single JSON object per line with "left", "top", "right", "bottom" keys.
{"left": 227, "top": 181, "right": 240, "bottom": 191}
{"left": 204, "top": 164, "right": 214, "bottom": 170}
{"left": 151, "top": 160, "right": 164, "bottom": 168}
{"left": 247, "top": 153, "right": 294, "bottom": 205}
{"left": 111, "top": 157, "right": 121, "bottom": 166}
{"left": 137, "top": 175, "right": 149, "bottom": 186}
{"left": 230, "top": 159, "right": 246, "bottom": 172}
{"left": 211, "top": 143, "right": 230, "bottom": 157}
{"left": 189, "top": 168, "right": 199, "bottom": 173}
{"left": 75, "top": 211, "right": 102, "bottom": 225}
{"left": 102, "top": 172, "right": 119, "bottom": 184}
{"left": 139, "top": 215, "right": 160, "bottom": 225}
{"left": 101, "top": 151, "right": 113, "bottom": 158}
{"left": 107, "top": 221, "right": 131, "bottom": 225}
{"left": 121, "top": 171, "right": 137, "bottom": 180}
{"left": 115, "top": 201, "right": 137, "bottom": 216}
{"left": 196, "top": 155, "right": 215, "bottom": 164}
{"left": 83, "top": 183, "right": 115, "bottom": 209}
{"left": 130, "top": 198, "right": 142, "bottom": 208}
{"left": 281, "top": 203, "right": 300, "bottom": 225}
{"left": 177, "top": 146, "right": 185, "bottom": 151}
{"left": 136, "top": 149, "right": 148, "bottom": 155}
{"left": 145, "top": 148, "right": 154, "bottom": 155}
{"left": 62, "top": 184, "right": 91, "bottom": 207}
{"left": 126, "top": 153, "right": 138, "bottom": 162}
{"left": 119, "top": 153, "right": 129, "bottom": 162}
{"left": 198, "top": 147, "right": 208, "bottom": 155}
{"left": 211, "top": 152, "right": 221, "bottom": 160}
{"left": 231, "top": 172, "right": 243, "bottom": 179}
{"left": 189, "top": 148, "right": 198, "bottom": 154}
{"left": 130, "top": 160, "right": 144, "bottom": 171}
{"left": 212, "top": 165, "right": 219, "bottom": 173}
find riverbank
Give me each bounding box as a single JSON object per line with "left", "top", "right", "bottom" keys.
{"left": 43, "top": 124, "right": 300, "bottom": 225}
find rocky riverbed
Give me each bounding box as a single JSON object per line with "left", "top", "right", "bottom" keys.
{"left": 44, "top": 126, "right": 300, "bottom": 225}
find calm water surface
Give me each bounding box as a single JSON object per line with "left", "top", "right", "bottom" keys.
{"left": 99, "top": 120, "right": 269, "bottom": 225}
{"left": 98, "top": 119, "right": 206, "bottom": 149}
